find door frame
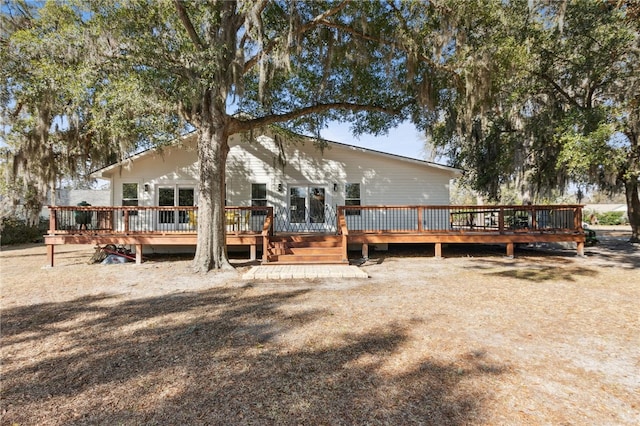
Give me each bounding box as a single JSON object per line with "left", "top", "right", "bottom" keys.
{"left": 155, "top": 183, "right": 198, "bottom": 230}
{"left": 286, "top": 183, "right": 334, "bottom": 232}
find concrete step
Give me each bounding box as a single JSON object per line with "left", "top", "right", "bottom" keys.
{"left": 267, "top": 246, "right": 343, "bottom": 256}
{"left": 266, "top": 254, "right": 348, "bottom": 264}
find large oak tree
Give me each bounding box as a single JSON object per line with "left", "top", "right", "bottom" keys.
{"left": 87, "top": 0, "right": 461, "bottom": 271}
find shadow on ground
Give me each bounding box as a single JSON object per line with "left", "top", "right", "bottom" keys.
{"left": 583, "top": 238, "right": 640, "bottom": 269}
{"left": 1, "top": 287, "right": 506, "bottom": 425}
{"left": 357, "top": 239, "right": 639, "bottom": 270}
{"left": 482, "top": 265, "right": 598, "bottom": 282}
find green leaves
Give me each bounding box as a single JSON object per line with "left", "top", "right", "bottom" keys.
{"left": 426, "top": 0, "right": 639, "bottom": 204}
{"left": 558, "top": 122, "right": 619, "bottom": 184}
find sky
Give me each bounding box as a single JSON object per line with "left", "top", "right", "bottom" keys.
{"left": 320, "top": 121, "right": 428, "bottom": 161}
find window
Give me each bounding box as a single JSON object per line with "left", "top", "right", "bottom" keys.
{"left": 122, "top": 183, "right": 138, "bottom": 206}
{"left": 122, "top": 183, "right": 138, "bottom": 215}
{"left": 345, "top": 183, "right": 361, "bottom": 216}
{"left": 251, "top": 183, "right": 267, "bottom": 215}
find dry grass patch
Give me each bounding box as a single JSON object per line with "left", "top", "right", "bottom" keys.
{"left": 1, "top": 236, "right": 639, "bottom": 425}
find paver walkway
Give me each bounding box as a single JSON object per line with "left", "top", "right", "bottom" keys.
{"left": 242, "top": 264, "right": 368, "bottom": 280}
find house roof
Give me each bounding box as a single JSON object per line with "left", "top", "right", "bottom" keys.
{"left": 91, "top": 132, "right": 197, "bottom": 178}
{"left": 324, "top": 138, "right": 461, "bottom": 175}
{"left": 91, "top": 130, "right": 461, "bottom": 178}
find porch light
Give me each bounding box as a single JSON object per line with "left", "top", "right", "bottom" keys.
{"left": 144, "top": 184, "right": 149, "bottom": 192}
{"left": 333, "top": 183, "right": 338, "bottom": 192}
{"left": 277, "top": 183, "right": 283, "bottom": 192}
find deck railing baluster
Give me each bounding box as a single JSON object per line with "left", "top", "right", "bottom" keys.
{"left": 45, "top": 204, "right": 585, "bottom": 237}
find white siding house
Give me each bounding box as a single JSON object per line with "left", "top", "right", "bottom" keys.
{"left": 45, "top": 131, "right": 584, "bottom": 266}
{"left": 93, "top": 132, "right": 460, "bottom": 233}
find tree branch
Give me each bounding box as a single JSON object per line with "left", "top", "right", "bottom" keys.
{"left": 174, "top": 0, "right": 205, "bottom": 52}
{"left": 316, "top": 18, "right": 459, "bottom": 81}
{"left": 533, "top": 71, "right": 584, "bottom": 110}
{"left": 10, "top": 101, "right": 23, "bottom": 118}
{"left": 229, "top": 102, "right": 401, "bottom": 134}
{"left": 243, "top": 0, "right": 350, "bottom": 73}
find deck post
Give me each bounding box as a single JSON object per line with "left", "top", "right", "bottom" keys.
{"left": 135, "top": 244, "right": 143, "bottom": 264}
{"left": 250, "top": 244, "right": 257, "bottom": 261}
{"left": 531, "top": 205, "right": 537, "bottom": 230}
{"left": 506, "top": 243, "right": 514, "bottom": 258}
{"left": 47, "top": 244, "right": 55, "bottom": 267}
{"left": 362, "top": 243, "right": 369, "bottom": 260}
{"left": 576, "top": 241, "right": 585, "bottom": 257}
{"left": 49, "top": 207, "right": 56, "bottom": 234}
{"left": 124, "top": 210, "right": 130, "bottom": 233}
{"left": 434, "top": 243, "right": 442, "bottom": 258}
{"left": 574, "top": 206, "right": 583, "bottom": 231}
{"left": 262, "top": 235, "right": 269, "bottom": 263}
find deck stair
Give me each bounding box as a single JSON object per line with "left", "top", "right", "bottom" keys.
{"left": 265, "top": 234, "right": 347, "bottom": 264}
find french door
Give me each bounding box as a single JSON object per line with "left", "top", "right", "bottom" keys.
{"left": 158, "top": 186, "right": 195, "bottom": 229}
{"left": 289, "top": 186, "right": 330, "bottom": 231}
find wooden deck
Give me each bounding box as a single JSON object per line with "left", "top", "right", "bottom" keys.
{"left": 44, "top": 204, "right": 585, "bottom": 266}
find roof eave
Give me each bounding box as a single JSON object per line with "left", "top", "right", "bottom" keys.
{"left": 89, "top": 129, "right": 462, "bottom": 177}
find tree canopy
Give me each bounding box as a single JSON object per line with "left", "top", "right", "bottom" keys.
{"left": 1, "top": 0, "right": 181, "bottom": 223}
{"left": 427, "top": 0, "right": 640, "bottom": 241}
{"left": 4, "top": 0, "right": 475, "bottom": 270}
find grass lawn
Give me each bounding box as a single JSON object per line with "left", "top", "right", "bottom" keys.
{"left": 1, "top": 233, "right": 638, "bottom": 425}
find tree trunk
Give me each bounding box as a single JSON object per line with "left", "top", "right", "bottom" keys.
{"left": 624, "top": 128, "right": 640, "bottom": 243}
{"left": 625, "top": 178, "right": 640, "bottom": 243}
{"left": 192, "top": 117, "right": 233, "bottom": 272}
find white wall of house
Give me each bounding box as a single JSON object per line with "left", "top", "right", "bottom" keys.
{"left": 51, "top": 189, "right": 111, "bottom": 207}
{"left": 226, "top": 134, "right": 455, "bottom": 208}
{"left": 98, "top": 132, "right": 458, "bottom": 234}
{"left": 103, "top": 139, "right": 200, "bottom": 207}
{"left": 41, "top": 189, "right": 110, "bottom": 219}
{"left": 100, "top": 133, "right": 457, "bottom": 207}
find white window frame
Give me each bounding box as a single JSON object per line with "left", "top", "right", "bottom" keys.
{"left": 344, "top": 183, "right": 361, "bottom": 216}
{"left": 155, "top": 183, "right": 197, "bottom": 228}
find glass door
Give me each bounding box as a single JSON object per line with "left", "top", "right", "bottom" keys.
{"left": 158, "top": 187, "right": 176, "bottom": 226}
{"left": 177, "top": 188, "right": 195, "bottom": 226}
{"left": 289, "top": 186, "right": 327, "bottom": 230}
{"left": 289, "top": 187, "right": 307, "bottom": 224}
{"left": 157, "top": 186, "right": 195, "bottom": 230}
{"left": 309, "top": 187, "right": 326, "bottom": 224}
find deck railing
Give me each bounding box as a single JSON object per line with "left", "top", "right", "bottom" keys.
{"left": 48, "top": 204, "right": 583, "bottom": 236}
{"left": 274, "top": 205, "right": 337, "bottom": 232}
{"left": 47, "top": 206, "right": 273, "bottom": 235}
{"left": 337, "top": 205, "right": 584, "bottom": 234}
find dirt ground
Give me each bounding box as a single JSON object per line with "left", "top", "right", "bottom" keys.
{"left": 1, "top": 227, "right": 639, "bottom": 425}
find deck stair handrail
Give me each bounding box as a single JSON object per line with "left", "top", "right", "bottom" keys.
{"left": 261, "top": 207, "right": 274, "bottom": 263}
{"left": 337, "top": 208, "right": 349, "bottom": 262}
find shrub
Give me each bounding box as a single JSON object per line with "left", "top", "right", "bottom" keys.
{"left": 583, "top": 211, "right": 629, "bottom": 226}
{"left": 597, "top": 211, "right": 626, "bottom": 225}
{"left": 0, "top": 217, "right": 49, "bottom": 245}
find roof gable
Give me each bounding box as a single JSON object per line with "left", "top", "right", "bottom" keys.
{"left": 92, "top": 131, "right": 461, "bottom": 178}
